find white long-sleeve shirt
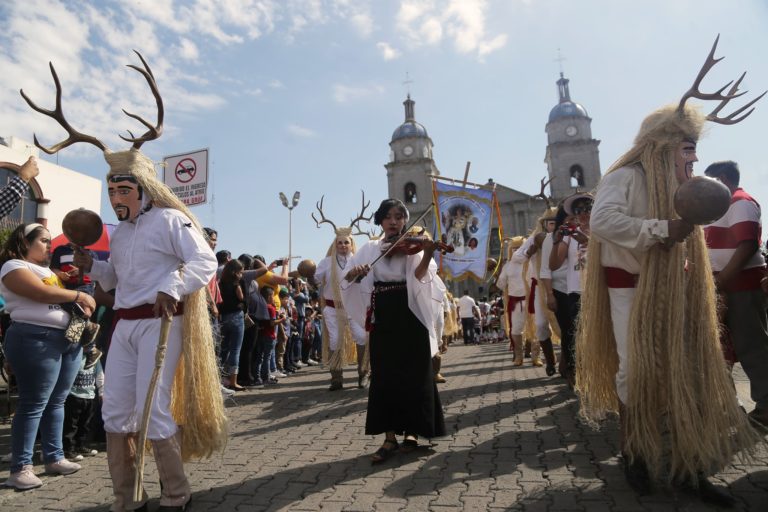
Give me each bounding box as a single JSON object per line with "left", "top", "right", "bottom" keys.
{"left": 89, "top": 207, "right": 217, "bottom": 309}
{"left": 590, "top": 165, "right": 669, "bottom": 274}
{"left": 496, "top": 247, "right": 527, "bottom": 297}
{"left": 539, "top": 233, "right": 568, "bottom": 293}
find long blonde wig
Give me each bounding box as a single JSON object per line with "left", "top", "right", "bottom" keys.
{"left": 106, "top": 149, "right": 228, "bottom": 460}
{"left": 576, "top": 105, "right": 759, "bottom": 482}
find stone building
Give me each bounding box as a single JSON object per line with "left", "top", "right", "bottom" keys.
{"left": 384, "top": 72, "right": 600, "bottom": 298}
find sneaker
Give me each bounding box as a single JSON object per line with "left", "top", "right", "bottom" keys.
{"left": 44, "top": 459, "right": 81, "bottom": 475}
{"left": 83, "top": 347, "right": 103, "bottom": 370}
{"left": 294, "top": 361, "right": 305, "bottom": 368}
{"left": 220, "top": 384, "right": 236, "bottom": 398}
{"left": 265, "top": 377, "right": 279, "bottom": 385}
{"left": 306, "top": 359, "right": 319, "bottom": 366}
{"left": 4, "top": 465, "right": 43, "bottom": 490}
{"left": 272, "top": 371, "right": 287, "bottom": 378}
{"left": 64, "top": 452, "right": 85, "bottom": 462}
{"left": 75, "top": 446, "right": 98, "bottom": 457}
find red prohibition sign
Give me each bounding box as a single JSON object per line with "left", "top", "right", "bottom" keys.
{"left": 175, "top": 158, "right": 196, "bottom": 183}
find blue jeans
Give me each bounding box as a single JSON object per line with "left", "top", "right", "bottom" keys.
{"left": 219, "top": 311, "right": 245, "bottom": 374}
{"left": 4, "top": 322, "right": 82, "bottom": 472}
{"left": 257, "top": 336, "right": 277, "bottom": 381}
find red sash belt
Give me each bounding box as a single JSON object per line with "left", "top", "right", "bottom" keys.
{"left": 507, "top": 295, "right": 525, "bottom": 311}
{"left": 324, "top": 299, "right": 336, "bottom": 308}
{"left": 713, "top": 267, "right": 766, "bottom": 292}
{"left": 604, "top": 267, "right": 638, "bottom": 288}
{"left": 115, "top": 302, "right": 185, "bottom": 321}
{"left": 527, "top": 278, "right": 538, "bottom": 314}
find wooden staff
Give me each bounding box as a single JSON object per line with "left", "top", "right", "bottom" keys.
{"left": 134, "top": 314, "right": 173, "bottom": 502}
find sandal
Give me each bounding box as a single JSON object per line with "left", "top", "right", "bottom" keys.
{"left": 371, "top": 440, "right": 399, "bottom": 464}
{"left": 400, "top": 436, "right": 419, "bottom": 453}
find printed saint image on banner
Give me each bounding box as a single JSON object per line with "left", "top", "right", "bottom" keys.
{"left": 434, "top": 181, "right": 493, "bottom": 281}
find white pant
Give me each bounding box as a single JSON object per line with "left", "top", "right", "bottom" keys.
{"left": 533, "top": 297, "right": 551, "bottom": 340}
{"left": 608, "top": 287, "right": 635, "bottom": 404}
{"left": 508, "top": 300, "right": 526, "bottom": 336}
{"left": 435, "top": 312, "right": 445, "bottom": 340}
{"left": 324, "top": 307, "right": 366, "bottom": 350}
{"left": 103, "top": 316, "right": 183, "bottom": 440}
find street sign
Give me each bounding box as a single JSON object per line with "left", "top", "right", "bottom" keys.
{"left": 163, "top": 148, "right": 209, "bottom": 206}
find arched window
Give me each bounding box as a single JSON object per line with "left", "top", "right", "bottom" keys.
{"left": 569, "top": 165, "right": 585, "bottom": 188}
{"left": 404, "top": 182, "right": 418, "bottom": 204}
{"left": 0, "top": 167, "right": 37, "bottom": 230}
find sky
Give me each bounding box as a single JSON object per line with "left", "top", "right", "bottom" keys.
{"left": 1, "top": 0, "right": 767, "bottom": 262}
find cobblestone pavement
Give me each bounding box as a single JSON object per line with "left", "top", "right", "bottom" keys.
{"left": 0, "top": 343, "right": 766, "bottom": 511}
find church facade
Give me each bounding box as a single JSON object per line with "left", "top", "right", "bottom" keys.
{"left": 384, "top": 73, "right": 601, "bottom": 298}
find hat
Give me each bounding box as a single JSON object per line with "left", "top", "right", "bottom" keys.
{"left": 563, "top": 192, "right": 594, "bottom": 216}
{"left": 508, "top": 236, "right": 526, "bottom": 250}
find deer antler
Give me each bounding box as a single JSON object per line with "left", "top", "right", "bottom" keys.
{"left": 119, "top": 50, "right": 164, "bottom": 149}
{"left": 20, "top": 63, "right": 108, "bottom": 154}
{"left": 349, "top": 190, "right": 372, "bottom": 230}
{"left": 533, "top": 177, "right": 553, "bottom": 208}
{"left": 311, "top": 196, "right": 338, "bottom": 231}
{"left": 678, "top": 34, "right": 766, "bottom": 125}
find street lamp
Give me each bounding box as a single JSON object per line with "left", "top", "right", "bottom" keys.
{"left": 279, "top": 191, "right": 300, "bottom": 270}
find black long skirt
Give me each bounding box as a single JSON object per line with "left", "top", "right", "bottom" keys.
{"left": 365, "top": 283, "right": 446, "bottom": 438}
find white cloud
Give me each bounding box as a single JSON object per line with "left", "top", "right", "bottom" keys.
{"left": 395, "top": 0, "right": 507, "bottom": 59}
{"left": 376, "top": 42, "right": 402, "bottom": 61}
{"left": 269, "top": 79, "right": 285, "bottom": 89}
{"left": 177, "top": 38, "right": 200, "bottom": 61}
{"left": 332, "top": 83, "right": 385, "bottom": 103}
{"left": 286, "top": 124, "right": 317, "bottom": 137}
{"left": 350, "top": 13, "right": 374, "bottom": 37}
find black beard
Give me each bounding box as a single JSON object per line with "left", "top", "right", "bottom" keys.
{"left": 115, "top": 206, "right": 131, "bottom": 221}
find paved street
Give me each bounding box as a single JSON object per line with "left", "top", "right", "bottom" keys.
{"left": 0, "top": 343, "right": 766, "bottom": 511}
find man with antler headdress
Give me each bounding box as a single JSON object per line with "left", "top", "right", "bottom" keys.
{"left": 577, "top": 36, "right": 764, "bottom": 506}
{"left": 24, "top": 52, "right": 226, "bottom": 511}
{"left": 312, "top": 193, "right": 371, "bottom": 391}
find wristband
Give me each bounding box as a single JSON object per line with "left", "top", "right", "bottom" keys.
{"left": 75, "top": 290, "right": 81, "bottom": 303}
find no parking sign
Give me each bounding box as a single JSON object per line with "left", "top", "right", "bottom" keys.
{"left": 163, "top": 148, "right": 209, "bottom": 206}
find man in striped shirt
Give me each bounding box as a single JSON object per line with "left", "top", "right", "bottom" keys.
{"left": 0, "top": 157, "right": 39, "bottom": 218}
{"left": 704, "top": 160, "right": 768, "bottom": 428}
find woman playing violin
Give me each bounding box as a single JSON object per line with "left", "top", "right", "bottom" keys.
{"left": 343, "top": 199, "right": 446, "bottom": 464}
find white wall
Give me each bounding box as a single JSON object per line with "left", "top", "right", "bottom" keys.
{"left": 0, "top": 137, "right": 102, "bottom": 237}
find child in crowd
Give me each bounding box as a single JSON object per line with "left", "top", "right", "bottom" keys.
{"left": 63, "top": 353, "right": 104, "bottom": 461}
{"left": 50, "top": 244, "right": 102, "bottom": 368}
{"left": 255, "top": 286, "right": 286, "bottom": 385}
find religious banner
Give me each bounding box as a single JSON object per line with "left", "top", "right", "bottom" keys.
{"left": 432, "top": 181, "right": 495, "bottom": 282}
{"left": 163, "top": 148, "right": 209, "bottom": 206}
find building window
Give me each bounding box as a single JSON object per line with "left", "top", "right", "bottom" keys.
{"left": 0, "top": 168, "right": 37, "bottom": 230}
{"left": 570, "top": 165, "right": 585, "bottom": 188}
{"left": 404, "top": 182, "right": 418, "bottom": 203}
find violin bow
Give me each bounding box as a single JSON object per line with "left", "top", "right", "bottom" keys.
{"left": 353, "top": 205, "right": 433, "bottom": 282}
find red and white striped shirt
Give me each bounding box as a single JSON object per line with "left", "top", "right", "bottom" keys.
{"left": 704, "top": 188, "right": 765, "bottom": 291}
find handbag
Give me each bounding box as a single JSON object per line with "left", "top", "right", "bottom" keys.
{"left": 244, "top": 313, "right": 256, "bottom": 329}
{"left": 64, "top": 314, "right": 89, "bottom": 344}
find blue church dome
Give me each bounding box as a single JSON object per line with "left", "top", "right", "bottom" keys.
{"left": 392, "top": 121, "right": 428, "bottom": 141}
{"left": 548, "top": 101, "right": 588, "bottom": 123}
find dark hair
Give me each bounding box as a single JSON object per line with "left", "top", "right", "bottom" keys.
{"left": 373, "top": 199, "right": 409, "bottom": 226}
{"left": 0, "top": 224, "right": 46, "bottom": 265}
{"left": 704, "top": 160, "right": 740, "bottom": 187}
{"left": 553, "top": 203, "right": 568, "bottom": 231}
{"left": 260, "top": 285, "right": 274, "bottom": 299}
{"left": 253, "top": 254, "right": 266, "bottom": 264}
{"left": 216, "top": 250, "right": 231, "bottom": 265}
{"left": 220, "top": 259, "right": 244, "bottom": 284}
{"left": 237, "top": 253, "right": 253, "bottom": 269}
{"left": 203, "top": 227, "right": 217, "bottom": 238}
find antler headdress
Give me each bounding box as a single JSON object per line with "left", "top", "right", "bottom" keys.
{"left": 634, "top": 35, "right": 765, "bottom": 147}
{"left": 312, "top": 191, "right": 372, "bottom": 255}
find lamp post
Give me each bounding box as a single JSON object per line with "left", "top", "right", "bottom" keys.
{"left": 279, "top": 191, "right": 300, "bottom": 271}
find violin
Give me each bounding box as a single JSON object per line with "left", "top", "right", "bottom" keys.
{"left": 382, "top": 234, "right": 455, "bottom": 257}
